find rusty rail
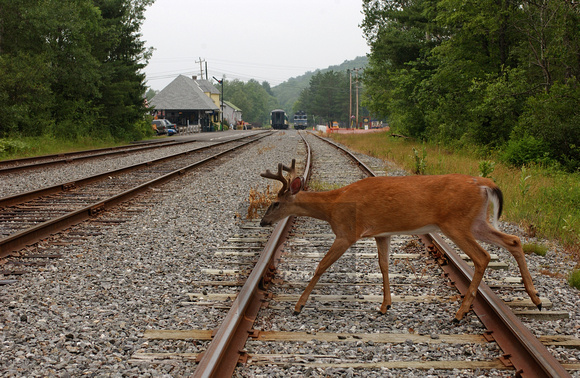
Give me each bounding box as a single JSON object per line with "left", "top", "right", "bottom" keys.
{"left": 314, "top": 131, "right": 570, "bottom": 378}
{"left": 193, "top": 132, "right": 312, "bottom": 378}
{"left": 0, "top": 133, "right": 271, "bottom": 259}
{"left": 0, "top": 138, "right": 184, "bottom": 173}
{"left": 0, "top": 132, "right": 270, "bottom": 208}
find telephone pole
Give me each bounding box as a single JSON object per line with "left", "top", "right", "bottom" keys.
{"left": 348, "top": 69, "right": 352, "bottom": 128}
{"left": 352, "top": 68, "right": 360, "bottom": 129}
{"left": 196, "top": 57, "right": 206, "bottom": 78}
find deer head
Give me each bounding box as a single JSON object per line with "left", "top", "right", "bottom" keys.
{"left": 260, "top": 159, "right": 304, "bottom": 227}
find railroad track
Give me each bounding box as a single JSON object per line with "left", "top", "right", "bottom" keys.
{"left": 0, "top": 137, "right": 187, "bottom": 173}
{"left": 131, "top": 130, "right": 579, "bottom": 377}
{"left": 0, "top": 131, "right": 271, "bottom": 263}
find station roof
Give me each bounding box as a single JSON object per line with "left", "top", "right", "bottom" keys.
{"left": 150, "top": 75, "right": 219, "bottom": 111}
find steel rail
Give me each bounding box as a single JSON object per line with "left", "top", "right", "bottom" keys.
{"left": 0, "top": 133, "right": 271, "bottom": 259}
{"left": 0, "top": 138, "right": 173, "bottom": 167}
{"left": 193, "top": 131, "right": 312, "bottom": 378}
{"left": 0, "top": 132, "right": 271, "bottom": 208}
{"left": 0, "top": 138, "right": 187, "bottom": 173}
{"left": 313, "top": 132, "right": 570, "bottom": 378}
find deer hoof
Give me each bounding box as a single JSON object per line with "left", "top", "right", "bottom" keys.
{"left": 537, "top": 303, "right": 542, "bottom": 311}
{"left": 452, "top": 317, "right": 461, "bottom": 324}
{"left": 293, "top": 305, "right": 304, "bottom": 315}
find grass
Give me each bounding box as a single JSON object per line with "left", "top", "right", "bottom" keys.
{"left": 0, "top": 135, "right": 155, "bottom": 161}
{"left": 522, "top": 243, "right": 549, "bottom": 257}
{"left": 330, "top": 131, "right": 580, "bottom": 268}
{"left": 569, "top": 269, "right": 580, "bottom": 290}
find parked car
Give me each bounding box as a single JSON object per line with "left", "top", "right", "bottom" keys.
{"left": 152, "top": 119, "right": 167, "bottom": 135}
{"left": 152, "top": 119, "right": 177, "bottom": 136}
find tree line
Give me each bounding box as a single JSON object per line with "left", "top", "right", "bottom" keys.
{"left": 223, "top": 79, "right": 278, "bottom": 126}
{"left": 0, "top": 0, "right": 153, "bottom": 142}
{"left": 361, "top": 0, "right": 580, "bottom": 171}
{"left": 293, "top": 70, "right": 370, "bottom": 127}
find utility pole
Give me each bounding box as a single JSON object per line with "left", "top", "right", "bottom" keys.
{"left": 212, "top": 76, "right": 224, "bottom": 131}
{"left": 353, "top": 68, "right": 360, "bottom": 129}
{"left": 348, "top": 69, "right": 352, "bottom": 129}
{"left": 196, "top": 57, "right": 206, "bottom": 78}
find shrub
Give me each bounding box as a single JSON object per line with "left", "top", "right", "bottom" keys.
{"left": 522, "top": 243, "right": 548, "bottom": 256}
{"left": 0, "top": 139, "right": 30, "bottom": 156}
{"left": 501, "top": 134, "right": 552, "bottom": 167}
{"left": 569, "top": 269, "right": 580, "bottom": 290}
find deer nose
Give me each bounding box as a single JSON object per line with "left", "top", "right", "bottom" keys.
{"left": 260, "top": 219, "right": 270, "bottom": 227}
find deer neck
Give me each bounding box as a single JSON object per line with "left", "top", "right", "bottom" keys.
{"left": 292, "top": 191, "right": 336, "bottom": 222}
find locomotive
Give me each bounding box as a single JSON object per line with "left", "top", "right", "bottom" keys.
{"left": 293, "top": 110, "right": 308, "bottom": 130}
{"left": 270, "top": 109, "right": 288, "bottom": 130}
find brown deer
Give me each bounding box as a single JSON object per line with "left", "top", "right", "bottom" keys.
{"left": 260, "top": 159, "right": 541, "bottom": 322}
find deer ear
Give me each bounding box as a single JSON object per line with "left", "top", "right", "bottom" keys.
{"left": 289, "top": 177, "right": 303, "bottom": 195}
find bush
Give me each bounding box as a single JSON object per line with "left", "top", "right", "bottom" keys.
{"left": 513, "top": 81, "right": 580, "bottom": 171}
{"left": 569, "top": 269, "right": 580, "bottom": 290}
{"left": 0, "top": 138, "right": 30, "bottom": 156}
{"left": 501, "top": 135, "right": 552, "bottom": 167}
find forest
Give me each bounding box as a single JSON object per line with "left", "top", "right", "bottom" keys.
{"left": 0, "top": 0, "right": 153, "bottom": 143}
{"left": 361, "top": 0, "right": 580, "bottom": 171}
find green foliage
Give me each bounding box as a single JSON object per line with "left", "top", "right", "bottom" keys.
{"left": 294, "top": 70, "right": 356, "bottom": 126}
{"left": 361, "top": 0, "right": 580, "bottom": 171}
{"left": 411, "top": 147, "right": 427, "bottom": 175}
{"left": 478, "top": 160, "right": 495, "bottom": 179}
{"left": 502, "top": 135, "right": 552, "bottom": 167}
{"left": 522, "top": 243, "right": 548, "bottom": 257}
{"left": 0, "top": 139, "right": 30, "bottom": 157}
{"left": 519, "top": 166, "right": 532, "bottom": 198}
{"left": 0, "top": 0, "right": 153, "bottom": 143}
{"left": 272, "top": 56, "right": 368, "bottom": 115}
{"left": 514, "top": 80, "right": 580, "bottom": 171}
{"left": 569, "top": 269, "right": 580, "bottom": 290}
{"left": 224, "top": 79, "right": 278, "bottom": 125}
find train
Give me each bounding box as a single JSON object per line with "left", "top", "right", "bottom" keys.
{"left": 293, "top": 110, "right": 308, "bottom": 130}
{"left": 270, "top": 109, "right": 289, "bottom": 129}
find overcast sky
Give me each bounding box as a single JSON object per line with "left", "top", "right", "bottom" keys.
{"left": 141, "top": 0, "right": 369, "bottom": 91}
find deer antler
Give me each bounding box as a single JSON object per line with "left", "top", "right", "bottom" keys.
{"left": 261, "top": 163, "right": 288, "bottom": 195}
{"left": 282, "top": 159, "right": 296, "bottom": 180}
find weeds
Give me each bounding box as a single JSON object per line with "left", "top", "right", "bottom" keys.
{"left": 568, "top": 269, "right": 580, "bottom": 290}
{"left": 412, "top": 147, "right": 427, "bottom": 175}
{"left": 519, "top": 166, "right": 532, "bottom": 197}
{"left": 307, "top": 180, "right": 343, "bottom": 192}
{"left": 246, "top": 185, "right": 276, "bottom": 219}
{"left": 522, "top": 243, "right": 548, "bottom": 256}
{"left": 478, "top": 160, "right": 496, "bottom": 179}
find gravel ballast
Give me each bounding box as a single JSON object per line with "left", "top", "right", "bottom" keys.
{"left": 1, "top": 130, "right": 578, "bottom": 377}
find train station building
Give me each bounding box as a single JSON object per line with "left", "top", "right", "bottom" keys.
{"left": 149, "top": 75, "right": 221, "bottom": 131}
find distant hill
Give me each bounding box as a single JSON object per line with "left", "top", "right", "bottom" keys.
{"left": 272, "top": 56, "right": 368, "bottom": 114}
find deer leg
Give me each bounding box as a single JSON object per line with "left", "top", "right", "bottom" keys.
{"left": 473, "top": 223, "right": 542, "bottom": 310}
{"left": 294, "top": 237, "right": 353, "bottom": 315}
{"left": 442, "top": 228, "right": 491, "bottom": 322}
{"left": 375, "top": 236, "right": 392, "bottom": 314}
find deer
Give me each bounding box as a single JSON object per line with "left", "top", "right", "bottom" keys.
{"left": 259, "top": 159, "right": 542, "bottom": 322}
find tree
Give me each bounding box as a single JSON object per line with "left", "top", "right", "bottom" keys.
{"left": 224, "top": 79, "right": 278, "bottom": 125}
{"left": 0, "top": 0, "right": 153, "bottom": 141}
{"left": 294, "top": 70, "right": 351, "bottom": 125}
{"left": 360, "top": 0, "right": 580, "bottom": 169}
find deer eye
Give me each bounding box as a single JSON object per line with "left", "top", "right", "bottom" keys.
{"left": 272, "top": 202, "right": 280, "bottom": 209}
